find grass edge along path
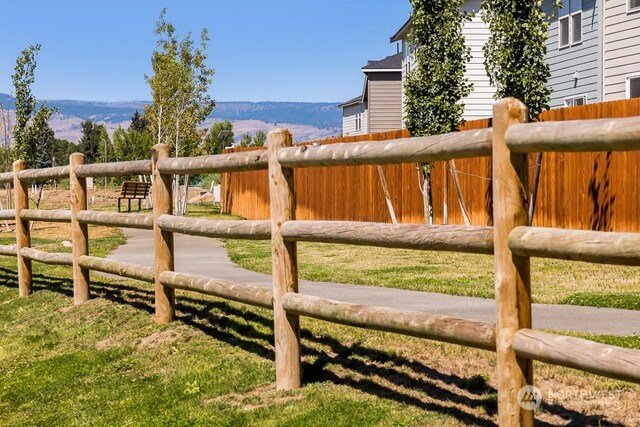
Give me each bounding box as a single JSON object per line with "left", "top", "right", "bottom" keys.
{"left": 225, "top": 239, "right": 640, "bottom": 309}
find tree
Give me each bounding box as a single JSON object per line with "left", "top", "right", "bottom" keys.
{"left": 31, "top": 117, "right": 55, "bottom": 169}
{"left": 145, "top": 8, "right": 216, "bottom": 215}
{"left": 52, "top": 139, "right": 78, "bottom": 166}
{"left": 112, "top": 126, "right": 153, "bottom": 162}
{"left": 481, "top": 0, "right": 551, "bottom": 120}
{"left": 12, "top": 44, "right": 56, "bottom": 167}
{"left": 252, "top": 129, "right": 266, "bottom": 147}
{"left": 79, "top": 121, "right": 109, "bottom": 164}
{"left": 145, "top": 8, "right": 215, "bottom": 157}
{"left": 239, "top": 133, "right": 252, "bottom": 148}
{"left": 199, "top": 120, "right": 233, "bottom": 155}
{"left": 404, "top": 0, "right": 473, "bottom": 223}
{"left": 130, "top": 110, "right": 149, "bottom": 133}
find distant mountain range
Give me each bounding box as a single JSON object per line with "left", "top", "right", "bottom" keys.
{"left": 0, "top": 93, "right": 342, "bottom": 143}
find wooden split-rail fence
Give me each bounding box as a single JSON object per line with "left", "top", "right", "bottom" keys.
{"left": 0, "top": 98, "right": 639, "bottom": 426}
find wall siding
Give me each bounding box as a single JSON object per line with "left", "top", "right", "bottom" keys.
{"left": 342, "top": 103, "right": 368, "bottom": 136}
{"left": 604, "top": 0, "right": 640, "bottom": 100}
{"left": 368, "top": 73, "right": 403, "bottom": 133}
{"left": 544, "top": 0, "right": 602, "bottom": 108}
{"left": 400, "top": 0, "right": 496, "bottom": 123}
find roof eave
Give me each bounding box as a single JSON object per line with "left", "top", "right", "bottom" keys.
{"left": 390, "top": 17, "right": 412, "bottom": 43}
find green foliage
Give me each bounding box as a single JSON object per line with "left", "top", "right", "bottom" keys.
{"left": 51, "top": 139, "right": 78, "bottom": 166}
{"left": 129, "top": 110, "right": 149, "bottom": 133}
{"left": 239, "top": 133, "right": 252, "bottom": 148}
{"left": 79, "top": 121, "right": 109, "bottom": 164}
{"left": 199, "top": 120, "right": 233, "bottom": 155}
{"left": 252, "top": 129, "right": 267, "bottom": 147}
{"left": 481, "top": 0, "right": 552, "bottom": 120}
{"left": 11, "top": 44, "right": 56, "bottom": 167}
{"left": 404, "top": 0, "right": 472, "bottom": 136}
{"left": 112, "top": 127, "right": 153, "bottom": 162}
{"left": 145, "top": 8, "right": 215, "bottom": 157}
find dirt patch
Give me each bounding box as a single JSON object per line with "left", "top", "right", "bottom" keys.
{"left": 96, "top": 337, "right": 119, "bottom": 350}
{"left": 137, "top": 328, "right": 183, "bottom": 350}
{"left": 204, "top": 384, "right": 303, "bottom": 411}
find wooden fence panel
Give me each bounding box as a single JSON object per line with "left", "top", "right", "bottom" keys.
{"left": 222, "top": 99, "right": 640, "bottom": 231}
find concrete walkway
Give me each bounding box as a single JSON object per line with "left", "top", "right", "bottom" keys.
{"left": 106, "top": 228, "right": 640, "bottom": 336}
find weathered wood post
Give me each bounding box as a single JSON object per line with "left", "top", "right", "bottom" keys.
{"left": 70, "top": 153, "right": 90, "bottom": 304}
{"left": 268, "top": 128, "right": 301, "bottom": 390}
{"left": 13, "top": 160, "right": 31, "bottom": 297}
{"left": 153, "top": 144, "right": 175, "bottom": 324}
{"left": 493, "top": 98, "right": 533, "bottom": 426}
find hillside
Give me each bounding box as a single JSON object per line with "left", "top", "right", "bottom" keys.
{"left": 0, "top": 93, "right": 342, "bottom": 143}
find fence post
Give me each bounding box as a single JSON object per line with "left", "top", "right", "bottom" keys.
{"left": 492, "top": 98, "right": 532, "bottom": 426}
{"left": 268, "top": 128, "right": 301, "bottom": 390}
{"left": 153, "top": 144, "right": 175, "bottom": 324}
{"left": 70, "top": 153, "right": 90, "bottom": 304}
{"left": 13, "top": 160, "right": 31, "bottom": 297}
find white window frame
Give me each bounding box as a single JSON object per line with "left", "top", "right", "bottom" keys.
{"left": 626, "top": 73, "right": 640, "bottom": 98}
{"left": 564, "top": 94, "right": 587, "bottom": 107}
{"left": 628, "top": 0, "right": 640, "bottom": 14}
{"left": 558, "top": 0, "right": 583, "bottom": 49}
{"left": 355, "top": 112, "right": 362, "bottom": 132}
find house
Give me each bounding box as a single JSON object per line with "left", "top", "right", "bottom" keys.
{"left": 603, "top": 0, "right": 640, "bottom": 100}
{"left": 339, "top": 53, "right": 403, "bottom": 136}
{"left": 543, "top": 0, "right": 602, "bottom": 107}
{"left": 390, "top": 0, "right": 497, "bottom": 122}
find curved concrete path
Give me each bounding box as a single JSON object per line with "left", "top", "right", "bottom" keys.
{"left": 106, "top": 228, "right": 640, "bottom": 336}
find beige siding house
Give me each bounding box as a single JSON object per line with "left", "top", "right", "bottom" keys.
{"left": 604, "top": 0, "right": 640, "bottom": 100}
{"left": 391, "top": 0, "right": 497, "bottom": 122}
{"left": 340, "top": 53, "right": 403, "bottom": 136}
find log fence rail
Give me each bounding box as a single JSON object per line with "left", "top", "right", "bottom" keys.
{"left": 0, "top": 97, "right": 638, "bottom": 426}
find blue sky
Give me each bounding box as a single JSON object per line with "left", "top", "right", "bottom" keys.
{"left": 0, "top": 0, "right": 411, "bottom": 103}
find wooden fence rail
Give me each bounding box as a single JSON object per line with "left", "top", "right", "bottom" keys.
{"left": 0, "top": 97, "right": 639, "bottom": 426}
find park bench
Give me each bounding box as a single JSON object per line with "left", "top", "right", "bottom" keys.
{"left": 117, "top": 181, "right": 151, "bottom": 212}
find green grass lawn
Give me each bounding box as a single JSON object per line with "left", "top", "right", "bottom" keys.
{"left": 225, "top": 239, "right": 640, "bottom": 308}
{"left": 0, "top": 211, "right": 639, "bottom": 425}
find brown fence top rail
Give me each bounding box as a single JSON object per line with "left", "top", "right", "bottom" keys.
{"left": 506, "top": 116, "right": 640, "bottom": 153}
{"left": 19, "top": 166, "right": 70, "bottom": 182}
{"left": 277, "top": 128, "right": 493, "bottom": 168}
{"left": 0, "top": 172, "right": 13, "bottom": 184}
{"left": 76, "top": 160, "right": 152, "bottom": 178}
{"left": 156, "top": 151, "right": 269, "bottom": 175}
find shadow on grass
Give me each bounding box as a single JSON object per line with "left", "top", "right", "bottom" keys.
{"left": 0, "top": 266, "right": 625, "bottom": 427}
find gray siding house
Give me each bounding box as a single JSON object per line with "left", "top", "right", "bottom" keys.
{"left": 340, "top": 53, "right": 402, "bottom": 136}
{"left": 604, "top": 0, "right": 640, "bottom": 100}
{"left": 543, "top": 0, "right": 603, "bottom": 107}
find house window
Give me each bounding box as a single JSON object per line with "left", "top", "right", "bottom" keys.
{"left": 627, "top": 75, "right": 640, "bottom": 98}
{"left": 629, "top": 0, "right": 640, "bottom": 12}
{"left": 564, "top": 95, "right": 587, "bottom": 107}
{"left": 559, "top": 0, "right": 582, "bottom": 48}
{"left": 355, "top": 112, "right": 362, "bottom": 131}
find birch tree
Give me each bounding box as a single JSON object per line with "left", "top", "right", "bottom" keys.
{"left": 145, "top": 8, "right": 215, "bottom": 215}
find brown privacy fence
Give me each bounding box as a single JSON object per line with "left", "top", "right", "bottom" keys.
{"left": 2, "top": 98, "right": 640, "bottom": 426}
{"left": 222, "top": 98, "right": 640, "bottom": 231}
